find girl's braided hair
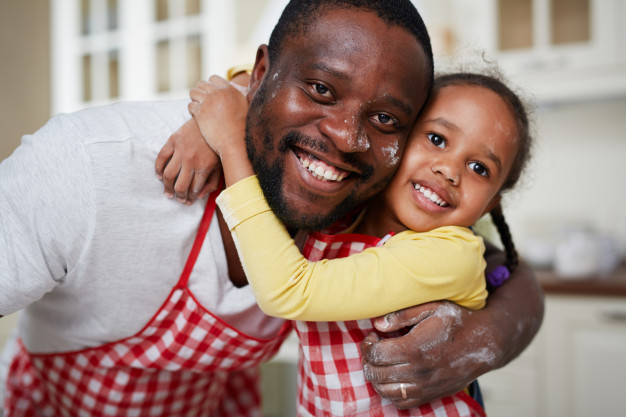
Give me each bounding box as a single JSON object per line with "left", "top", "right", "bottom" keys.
{"left": 433, "top": 72, "right": 534, "bottom": 275}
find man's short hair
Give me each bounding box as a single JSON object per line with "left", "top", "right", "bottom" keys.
{"left": 267, "top": 0, "right": 434, "bottom": 93}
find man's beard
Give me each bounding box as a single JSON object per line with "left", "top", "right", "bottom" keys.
{"left": 245, "top": 128, "right": 362, "bottom": 231}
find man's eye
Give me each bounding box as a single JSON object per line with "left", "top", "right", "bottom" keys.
{"left": 427, "top": 133, "right": 445, "bottom": 149}
{"left": 369, "top": 113, "right": 400, "bottom": 132}
{"left": 313, "top": 83, "right": 331, "bottom": 97}
{"left": 469, "top": 161, "right": 489, "bottom": 177}
{"left": 376, "top": 114, "right": 394, "bottom": 125}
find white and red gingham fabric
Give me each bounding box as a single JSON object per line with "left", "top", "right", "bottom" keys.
{"left": 3, "top": 189, "right": 292, "bottom": 417}
{"left": 296, "top": 231, "right": 486, "bottom": 417}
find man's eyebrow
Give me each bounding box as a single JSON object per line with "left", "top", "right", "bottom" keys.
{"left": 384, "top": 94, "right": 413, "bottom": 118}
{"left": 309, "top": 63, "right": 350, "bottom": 81}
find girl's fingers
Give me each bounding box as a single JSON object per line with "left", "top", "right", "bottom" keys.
{"left": 161, "top": 153, "right": 182, "bottom": 199}
{"left": 187, "top": 169, "right": 210, "bottom": 203}
{"left": 173, "top": 165, "right": 193, "bottom": 203}
{"left": 155, "top": 140, "right": 174, "bottom": 179}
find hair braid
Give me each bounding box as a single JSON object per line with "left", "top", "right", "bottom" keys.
{"left": 489, "top": 203, "right": 519, "bottom": 273}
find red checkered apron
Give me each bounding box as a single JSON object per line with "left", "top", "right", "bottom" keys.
{"left": 296, "top": 231, "right": 486, "bottom": 417}
{"left": 3, "top": 189, "right": 292, "bottom": 417}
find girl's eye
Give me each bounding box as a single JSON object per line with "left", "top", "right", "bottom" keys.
{"left": 427, "top": 133, "right": 445, "bottom": 149}
{"left": 469, "top": 161, "right": 490, "bottom": 177}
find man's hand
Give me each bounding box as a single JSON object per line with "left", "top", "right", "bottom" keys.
{"left": 155, "top": 119, "right": 222, "bottom": 205}
{"left": 361, "top": 301, "right": 493, "bottom": 409}
{"left": 362, "top": 257, "right": 544, "bottom": 409}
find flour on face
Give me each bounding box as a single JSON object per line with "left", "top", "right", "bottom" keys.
{"left": 381, "top": 140, "right": 400, "bottom": 168}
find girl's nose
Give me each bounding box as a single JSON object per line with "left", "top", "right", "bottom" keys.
{"left": 432, "top": 163, "right": 461, "bottom": 185}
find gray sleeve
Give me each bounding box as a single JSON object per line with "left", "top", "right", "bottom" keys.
{"left": 0, "top": 114, "right": 95, "bottom": 314}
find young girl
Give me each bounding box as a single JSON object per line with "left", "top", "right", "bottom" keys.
{"left": 165, "top": 71, "right": 532, "bottom": 416}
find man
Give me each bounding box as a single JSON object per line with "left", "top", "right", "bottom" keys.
{"left": 0, "top": 1, "right": 543, "bottom": 415}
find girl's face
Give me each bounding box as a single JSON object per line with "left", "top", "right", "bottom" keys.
{"left": 381, "top": 84, "right": 519, "bottom": 233}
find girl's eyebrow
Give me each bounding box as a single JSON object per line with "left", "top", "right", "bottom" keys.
{"left": 424, "top": 117, "right": 460, "bottom": 133}
{"left": 486, "top": 149, "right": 503, "bottom": 172}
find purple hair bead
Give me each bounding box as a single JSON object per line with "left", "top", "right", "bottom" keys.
{"left": 487, "top": 265, "right": 510, "bottom": 288}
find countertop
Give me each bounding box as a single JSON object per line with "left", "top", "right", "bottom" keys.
{"left": 537, "top": 265, "right": 626, "bottom": 297}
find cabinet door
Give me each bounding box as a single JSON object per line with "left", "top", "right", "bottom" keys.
{"left": 446, "top": 0, "right": 621, "bottom": 71}
{"left": 543, "top": 296, "right": 626, "bottom": 417}
{"left": 498, "top": 0, "right": 619, "bottom": 71}
{"left": 477, "top": 340, "right": 540, "bottom": 417}
{"left": 429, "top": 0, "right": 626, "bottom": 102}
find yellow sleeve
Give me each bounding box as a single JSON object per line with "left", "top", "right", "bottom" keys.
{"left": 216, "top": 176, "right": 488, "bottom": 321}
{"left": 226, "top": 64, "right": 253, "bottom": 80}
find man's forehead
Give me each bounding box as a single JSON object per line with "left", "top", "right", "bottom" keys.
{"left": 278, "top": 9, "right": 423, "bottom": 74}
{"left": 291, "top": 7, "right": 411, "bottom": 43}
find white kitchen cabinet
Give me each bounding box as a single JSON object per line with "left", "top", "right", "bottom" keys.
{"left": 415, "top": 0, "right": 626, "bottom": 103}
{"left": 541, "top": 295, "right": 626, "bottom": 417}
{"left": 476, "top": 336, "right": 542, "bottom": 416}
{"left": 479, "top": 293, "right": 626, "bottom": 417}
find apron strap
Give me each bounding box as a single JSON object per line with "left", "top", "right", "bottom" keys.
{"left": 177, "top": 181, "right": 222, "bottom": 288}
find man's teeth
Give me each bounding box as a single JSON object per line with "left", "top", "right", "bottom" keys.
{"left": 300, "top": 157, "right": 346, "bottom": 182}
{"left": 414, "top": 183, "right": 449, "bottom": 207}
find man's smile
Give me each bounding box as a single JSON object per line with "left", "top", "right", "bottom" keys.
{"left": 297, "top": 152, "right": 350, "bottom": 182}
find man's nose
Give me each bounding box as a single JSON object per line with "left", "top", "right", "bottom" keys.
{"left": 318, "top": 110, "right": 370, "bottom": 153}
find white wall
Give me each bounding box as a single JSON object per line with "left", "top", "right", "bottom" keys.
{"left": 0, "top": 0, "right": 50, "bottom": 161}
{"left": 505, "top": 97, "right": 626, "bottom": 257}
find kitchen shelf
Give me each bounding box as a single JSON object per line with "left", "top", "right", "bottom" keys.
{"left": 537, "top": 265, "right": 626, "bottom": 297}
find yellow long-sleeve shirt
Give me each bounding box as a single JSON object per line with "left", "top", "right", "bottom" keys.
{"left": 216, "top": 176, "right": 488, "bottom": 321}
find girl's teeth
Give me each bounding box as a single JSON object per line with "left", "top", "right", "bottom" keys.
{"left": 414, "top": 183, "right": 448, "bottom": 207}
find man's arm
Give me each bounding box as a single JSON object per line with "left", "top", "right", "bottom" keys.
{"left": 360, "top": 244, "right": 544, "bottom": 409}
{"left": 0, "top": 115, "right": 95, "bottom": 315}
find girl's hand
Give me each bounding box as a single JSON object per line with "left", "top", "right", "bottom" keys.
{"left": 188, "top": 75, "right": 249, "bottom": 158}
{"left": 155, "top": 118, "right": 222, "bottom": 204}
{"left": 154, "top": 75, "right": 249, "bottom": 204}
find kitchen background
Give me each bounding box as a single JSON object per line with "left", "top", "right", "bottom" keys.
{"left": 1, "top": 0, "right": 625, "bottom": 416}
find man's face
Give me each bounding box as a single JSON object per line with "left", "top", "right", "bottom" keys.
{"left": 246, "top": 8, "right": 429, "bottom": 230}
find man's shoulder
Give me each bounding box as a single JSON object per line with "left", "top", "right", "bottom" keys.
{"left": 64, "top": 99, "right": 190, "bottom": 145}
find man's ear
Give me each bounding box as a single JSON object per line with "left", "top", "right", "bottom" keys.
{"left": 482, "top": 195, "right": 502, "bottom": 217}
{"left": 247, "top": 45, "right": 270, "bottom": 102}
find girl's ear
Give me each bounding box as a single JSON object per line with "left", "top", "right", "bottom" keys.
{"left": 247, "top": 45, "right": 270, "bottom": 103}
{"left": 482, "top": 195, "right": 502, "bottom": 217}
